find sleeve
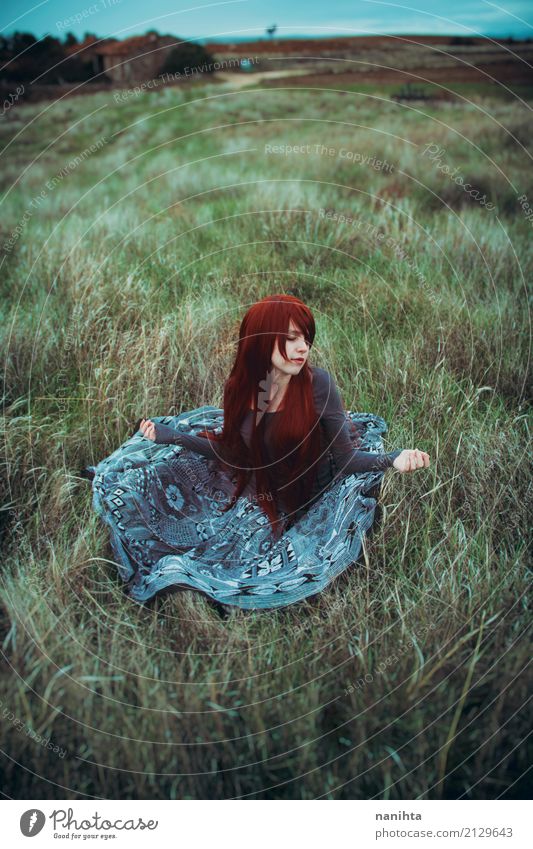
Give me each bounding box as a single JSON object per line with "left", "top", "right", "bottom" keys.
{"left": 312, "top": 368, "right": 402, "bottom": 474}
{"left": 152, "top": 421, "right": 222, "bottom": 460}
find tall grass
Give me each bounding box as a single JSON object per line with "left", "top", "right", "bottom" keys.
{"left": 0, "top": 80, "right": 531, "bottom": 799}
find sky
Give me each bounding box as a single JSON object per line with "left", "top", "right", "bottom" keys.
{"left": 1, "top": 0, "right": 532, "bottom": 41}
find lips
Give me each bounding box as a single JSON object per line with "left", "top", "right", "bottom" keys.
{"left": 292, "top": 358, "right": 305, "bottom": 363}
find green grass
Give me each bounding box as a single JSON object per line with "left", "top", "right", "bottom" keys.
{"left": 243, "top": 75, "right": 533, "bottom": 105}
{"left": 0, "top": 80, "right": 531, "bottom": 800}
{"left": 321, "top": 81, "right": 533, "bottom": 102}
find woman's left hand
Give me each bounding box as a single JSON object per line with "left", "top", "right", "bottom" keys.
{"left": 139, "top": 418, "right": 156, "bottom": 441}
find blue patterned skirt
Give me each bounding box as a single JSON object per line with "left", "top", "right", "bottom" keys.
{"left": 86, "top": 406, "right": 391, "bottom": 610}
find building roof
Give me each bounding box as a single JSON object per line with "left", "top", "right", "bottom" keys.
{"left": 65, "top": 36, "right": 117, "bottom": 56}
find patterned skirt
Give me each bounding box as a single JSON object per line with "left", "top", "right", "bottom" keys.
{"left": 86, "top": 406, "right": 392, "bottom": 610}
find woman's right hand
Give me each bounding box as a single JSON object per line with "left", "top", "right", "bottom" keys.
{"left": 392, "top": 449, "right": 430, "bottom": 473}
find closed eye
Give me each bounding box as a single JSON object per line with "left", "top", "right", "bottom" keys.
{"left": 287, "top": 334, "right": 311, "bottom": 345}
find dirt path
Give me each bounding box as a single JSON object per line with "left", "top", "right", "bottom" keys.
{"left": 214, "top": 69, "right": 313, "bottom": 89}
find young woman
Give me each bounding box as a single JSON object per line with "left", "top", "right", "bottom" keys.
{"left": 87, "top": 294, "right": 429, "bottom": 610}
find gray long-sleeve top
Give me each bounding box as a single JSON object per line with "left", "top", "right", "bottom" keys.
{"left": 151, "top": 366, "right": 402, "bottom": 509}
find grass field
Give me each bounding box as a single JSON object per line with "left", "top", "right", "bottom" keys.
{"left": 0, "top": 76, "right": 531, "bottom": 799}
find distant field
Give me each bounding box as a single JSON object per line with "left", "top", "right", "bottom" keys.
{"left": 209, "top": 33, "right": 533, "bottom": 87}
{"left": 0, "top": 72, "right": 531, "bottom": 799}
{"left": 258, "top": 79, "right": 533, "bottom": 102}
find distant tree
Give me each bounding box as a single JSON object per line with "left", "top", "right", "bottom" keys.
{"left": 62, "top": 49, "right": 95, "bottom": 82}
{"left": 449, "top": 36, "right": 474, "bottom": 46}
{"left": 6, "top": 31, "right": 37, "bottom": 53}
{"left": 63, "top": 32, "right": 78, "bottom": 48}
{"left": 0, "top": 34, "right": 9, "bottom": 60}
{"left": 28, "top": 35, "right": 67, "bottom": 82}
{"left": 160, "top": 40, "right": 215, "bottom": 76}
{"left": 0, "top": 32, "right": 66, "bottom": 82}
{"left": 266, "top": 24, "right": 277, "bottom": 38}
{"left": 0, "top": 29, "right": 104, "bottom": 84}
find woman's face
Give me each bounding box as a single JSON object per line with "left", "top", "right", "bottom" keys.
{"left": 271, "top": 319, "right": 311, "bottom": 375}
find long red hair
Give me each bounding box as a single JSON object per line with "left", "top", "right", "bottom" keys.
{"left": 196, "top": 294, "right": 322, "bottom": 539}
